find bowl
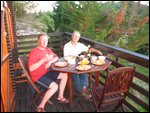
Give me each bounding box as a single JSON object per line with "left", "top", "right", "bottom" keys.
{"left": 91, "top": 56, "right": 97, "bottom": 61}
{"left": 98, "top": 56, "right": 106, "bottom": 60}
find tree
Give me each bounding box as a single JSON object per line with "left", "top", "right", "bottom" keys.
{"left": 13, "top": 1, "right": 26, "bottom": 18}
{"left": 53, "top": 1, "right": 105, "bottom": 38}
{"left": 35, "top": 11, "right": 55, "bottom": 32}
{"left": 13, "top": 1, "right": 38, "bottom": 19}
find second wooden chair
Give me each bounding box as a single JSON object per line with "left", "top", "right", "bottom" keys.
{"left": 91, "top": 66, "right": 135, "bottom": 112}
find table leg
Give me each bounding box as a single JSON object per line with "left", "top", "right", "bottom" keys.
{"left": 67, "top": 73, "right": 73, "bottom": 105}
{"left": 95, "top": 71, "right": 100, "bottom": 87}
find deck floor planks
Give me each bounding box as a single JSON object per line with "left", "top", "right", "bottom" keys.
{"left": 14, "top": 82, "right": 124, "bottom": 112}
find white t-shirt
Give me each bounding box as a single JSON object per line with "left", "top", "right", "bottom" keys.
{"left": 63, "top": 41, "right": 88, "bottom": 56}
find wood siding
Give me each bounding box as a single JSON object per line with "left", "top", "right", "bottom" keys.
{"left": 1, "top": 1, "right": 16, "bottom": 112}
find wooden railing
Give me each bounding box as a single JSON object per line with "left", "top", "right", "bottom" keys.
{"left": 16, "top": 32, "right": 64, "bottom": 57}
{"left": 16, "top": 32, "right": 149, "bottom": 112}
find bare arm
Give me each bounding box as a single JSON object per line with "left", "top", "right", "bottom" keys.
{"left": 29, "top": 56, "right": 52, "bottom": 72}
{"left": 90, "top": 48, "right": 103, "bottom": 55}
{"left": 45, "top": 56, "right": 58, "bottom": 69}
{"left": 29, "top": 59, "right": 44, "bottom": 72}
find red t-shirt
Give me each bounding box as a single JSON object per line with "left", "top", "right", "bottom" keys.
{"left": 28, "top": 47, "right": 58, "bottom": 82}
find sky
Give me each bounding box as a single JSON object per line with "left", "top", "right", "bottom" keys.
{"left": 34, "top": 1, "right": 56, "bottom": 12}
{"left": 34, "top": 1, "right": 149, "bottom": 13}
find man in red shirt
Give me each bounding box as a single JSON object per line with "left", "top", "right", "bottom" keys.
{"left": 28, "top": 34, "right": 69, "bottom": 112}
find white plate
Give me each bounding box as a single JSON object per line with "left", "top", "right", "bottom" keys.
{"left": 54, "top": 61, "right": 68, "bottom": 67}
{"left": 76, "top": 65, "right": 91, "bottom": 71}
{"left": 92, "top": 60, "right": 105, "bottom": 65}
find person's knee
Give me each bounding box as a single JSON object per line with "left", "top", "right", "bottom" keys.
{"left": 62, "top": 73, "right": 68, "bottom": 80}
{"left": 49, "top": 82, "right": 58, "bottom": 91}
{"left": 64, "top": 73, "right": 68, "bottom": 79}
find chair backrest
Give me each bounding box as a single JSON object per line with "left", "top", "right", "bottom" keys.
{"left": 92, "top": 66, "right": 135, "bottom": 112}
{"left": 103, "top": 67, "right": 135, "bottom": 96}
{"left": 18, "top": 55, "right": 41, "bottom": 93}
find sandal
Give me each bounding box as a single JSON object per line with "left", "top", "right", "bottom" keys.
{"left": 82, "top": 89, "right": 92, "bottom": 99}
{"left": 81, "top": 86, "right": 87, "bottom": 94}
{"left": 57, "top": 97, "right": 69, "bottom": 103}
{"left": 36, "top": 107, "right": 46, "bottom": 112}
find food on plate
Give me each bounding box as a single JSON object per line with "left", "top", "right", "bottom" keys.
{"left": 54, "top": 61, "right": 68, "bottom": 67}
{"left": 76, "top": 65, "right": 91, "bottom": 71}
{"left": 64, "top": 55, "right": 76, "bottom": 60}
{"left": 92, "top": 59, "right": 105, "bottom": 65}
{"left": 78, "top": 59, "right": 90, "bottom": 65}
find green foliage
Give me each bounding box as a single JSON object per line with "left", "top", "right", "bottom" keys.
{"left": 13, "top": 1, "right": 54, "bottom": 33}
{"left": 35, "top": 12, "right": 55, "bottom": 32}
{"left": 95, "top": 30, "right": 107, "bottom": 43}
{"left": 123, "top": 1, "right": 149, "bottom": 28}
{"left": 126, "top": 24, "right": 149, "bottom": 52}
{"left": 13, "top": 1, "right": 26, "bottom": 18}
{"left": 13, "top": 1, "right": 38, "bottom": 19}
{"left": 110, "top": 34, "right": 129, "bottom": 47}
{"left": 14, "top": 1, "right": 149, "bottom": 56}
{"left": 126, "top": 96, "right": 148, "bottom": 112}
{"left": 135, "top": 43, "right": 149, "bottom": 56}
{"left": 53, "top": 1, "right": 107, "bottom": 38}
{"left": 52, "top": 1, "right": 149, "bottom": 55}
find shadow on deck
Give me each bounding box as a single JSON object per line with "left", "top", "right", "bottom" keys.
{"left": 14, "top": 82, "right": 124, "bottom": 112}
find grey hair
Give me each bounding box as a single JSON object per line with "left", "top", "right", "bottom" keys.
{"left": 72, "top": 31, "right": 81, "bottom": 38}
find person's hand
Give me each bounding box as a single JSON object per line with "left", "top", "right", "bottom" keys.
{"left": 98, "top": 51, "right": 103, "bottom": 55}
{"left": 49, "top": 56, "right": 58, "bottom": 63}
{"left": 43, "top": 54, "right": 54, "bottom": 63}
{"left": 45, "top": 61, "right": 52, "bottom": 69}
{"left": 47, "top": 54, "right": 54, "bottom": 60}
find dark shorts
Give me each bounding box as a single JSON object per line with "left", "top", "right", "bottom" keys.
{"left": 36, "top": 71, "right": 60, "bottom": 91}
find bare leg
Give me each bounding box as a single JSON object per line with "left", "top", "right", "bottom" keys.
{"left": 38, "top": 82, "right": 58, "bottom": 108}
{"left": 57, "top": 72, "right": 68, "bottom": 100}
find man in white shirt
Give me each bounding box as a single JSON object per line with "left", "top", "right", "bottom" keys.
{"left": 63, "top": 31, "right": 102, "bottom": 97}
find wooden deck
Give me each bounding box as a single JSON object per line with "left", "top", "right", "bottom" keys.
{"left": 13, "top": 33, "right": 149, "bottom": 112}
{"left": 14, "top": 82, "right": 124, "bottom": 112}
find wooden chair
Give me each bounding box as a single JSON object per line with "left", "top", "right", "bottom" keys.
{"left": 91, "top": 67, "right": 135, "bottom": 112}
{"left": 18, "top": 55, "right": 53, "bottom": 107}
